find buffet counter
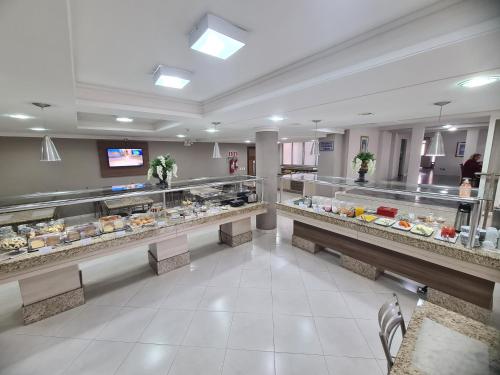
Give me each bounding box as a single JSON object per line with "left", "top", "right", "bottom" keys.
{"left": 0, "top": 176, "right": 266, "bottom": 324}
{"left": 391, "top": 301, "right": 500, "bottom": 374}
{"left": 276, "top": 200, "right": 499, "bottom": 322}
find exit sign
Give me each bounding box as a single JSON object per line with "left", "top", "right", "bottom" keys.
{"left": 227, "top": 151, "right": 239, "bottom": 157}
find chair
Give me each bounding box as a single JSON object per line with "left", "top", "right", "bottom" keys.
{"left": 378, "top": 293, "right": 406, "bottom": 374}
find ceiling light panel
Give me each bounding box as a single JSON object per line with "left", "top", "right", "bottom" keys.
{"left": 7, "top": 113, "right": 33, "bottom": 120}
{"left": 116, "top": 117, "right": 133, "bottom": 123}
{"left": 154, "top": 65, "right": 192, "bottom": 89}
{"left": 458, "top": 76, "right": 500, "bottom": 88}
{"left": 269, "top": 115, "right": 285, "bottom": 122}
{"left": 30, "top": 127, "right": 48, "bottom": 131}
{"left": 190, "top": 14, "right": 247, "bottom": 59}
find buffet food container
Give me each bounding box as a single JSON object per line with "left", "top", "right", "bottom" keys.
{"left": 29, "top": 235, "right": 46, "bottom": 250}
{"left": 0, "top": 233, "right": 28, "bottom": 252}
{"left": 128, "top": 213, "right": 156, "bottom": 228}
{"left": 99, "top": 215, "right": 125, "bottom": 233}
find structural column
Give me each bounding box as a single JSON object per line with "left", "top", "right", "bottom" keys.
{"left": 256, "top": 129, "right": 278, "bottom": 230}
{"left": 406, "top": 126, "right": 425, "bottom": 185}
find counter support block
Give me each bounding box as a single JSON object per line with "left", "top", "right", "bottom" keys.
{"left": 292, "top": 235, "right": 323, "bottom": 254}
{"left": 19, "top": 264, "right": 84, "bottom": 325}
{"left": 341, "top": 254, "right": 381, "bottom": 280}
{"left": 427, "top": 288, "right": 491, "bottom": 323}
{"left": 256, "top": 130, "right": 278, "bottom": 230}
{"left": 148, "top": 234, "right": 190, "bottom": 275}
{"left": 220, "top": 218, "right": 252, "bottom": 247}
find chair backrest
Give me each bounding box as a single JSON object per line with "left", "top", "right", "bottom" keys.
{"left": 378, "top": 293, "right": 406, "bottom": 374}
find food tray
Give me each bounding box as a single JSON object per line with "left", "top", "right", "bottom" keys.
{"left": 392, "top": 222, "right": 414, "bottom": 231}
{"left": 374, "top": 218, "right": 396, "bottom": 227}
{"left": 410, "top": 225, "right": 434, "bottom": 237}
{"left": 357, "top": 214, "right": 377, "bottom": 223}
{"left": 434, "top": 233, "right": 459, "bottom": 244}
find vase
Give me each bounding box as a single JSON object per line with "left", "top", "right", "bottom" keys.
{"left": 355, "top": 161, "right": 369, "bottom": 183}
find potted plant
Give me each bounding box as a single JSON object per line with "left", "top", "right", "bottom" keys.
{"left": 147, "top": 154, "right": 178, "bottom": 187}
{"left": 352, "top": 152, "right": 376, "bottom": 183}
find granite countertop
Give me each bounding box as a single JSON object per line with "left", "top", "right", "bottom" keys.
{"left": 0, "top": 202, "right": 267, "bottom": 279}
{"left": 276, "top": 201, "right": 500, "bottom": 270}
{"left": 391, "top": 301, "right": 500, "bottom": 374}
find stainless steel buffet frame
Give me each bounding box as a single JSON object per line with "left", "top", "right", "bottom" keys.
{"left": 279, "top": 174, "right": 484, "bottom": 249}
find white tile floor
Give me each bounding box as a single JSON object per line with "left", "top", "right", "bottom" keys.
{"left": 1, "top": 215, "right": 499, "bottom": 375}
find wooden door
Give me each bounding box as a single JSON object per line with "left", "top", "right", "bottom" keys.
{"left": 247, "top": 146, "right": 256, "bottom": 175}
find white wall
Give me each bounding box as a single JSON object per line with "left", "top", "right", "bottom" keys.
{"left": 0, "top": 137, "right": 249, "bottom": 196}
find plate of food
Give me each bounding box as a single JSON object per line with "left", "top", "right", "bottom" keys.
{"left": 392, "top": 220, "right": 414, "bottom": 231}
{"left": 435, "top": 226, "right": 458, "bottom": 243}
{"left": 374, "top": 217, "right": 396, "bottom": 227}
{"left": 357, "top": 214, "right": 377, "bottom": 223}
{"left": 410, "top": 224, "right": 434, "bottom": 237}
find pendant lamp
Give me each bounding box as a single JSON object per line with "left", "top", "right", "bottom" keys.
{"left": 33, "top": 103, "right": 61, "bottom": 162}
{"left": 211, "top": 122, "right": 222, "bottom": 158}
{"left": 425, "top": 101, "right": 450, "bottom": 157}
{"left": 310, "top": 120, "right": 321, "bottom": 156}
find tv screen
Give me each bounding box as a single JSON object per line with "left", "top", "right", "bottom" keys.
{"left": 107, "top": 148, "right": 144, "bottom": 167}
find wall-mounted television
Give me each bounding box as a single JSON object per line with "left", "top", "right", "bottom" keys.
{"left": 107, "top": 148, "right": 144, "bottom": 167}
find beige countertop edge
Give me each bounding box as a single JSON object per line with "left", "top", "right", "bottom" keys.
{"left": 276, "top": 202, "right": 500, "bottom": 271}
{"left": 0, "top": 203, "right": 267, "bottom": 280}
{"left": 390, "top": 301, "right": 500, "bottom": 374}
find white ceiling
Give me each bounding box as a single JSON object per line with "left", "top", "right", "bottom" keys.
{"left": 0, "top": 0, "right": 499, "bottom": 142}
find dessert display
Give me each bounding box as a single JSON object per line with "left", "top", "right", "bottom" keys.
{"left": 99, "top": 215, "right": 125, "bottom": 233}
{"left": 44, "top": 233, "right": 62, "bottom": 247}
{"left": 35, "top": 219, "right": 65, "bottom": 235}
{"left": 128, "top": 213, "right": 155, "bottom": 228}
{"left": 29, "top": 236, "right": 46, "bottom": 250}
{"left": 0, "top": 235, "right": 27, "bottom": 251}
{"left": 65, "top": 228, "right": 81, "bottom": 242}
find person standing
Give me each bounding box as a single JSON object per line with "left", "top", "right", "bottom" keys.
{"left": 462, "top": 153, "right": 482, "bottom": 187}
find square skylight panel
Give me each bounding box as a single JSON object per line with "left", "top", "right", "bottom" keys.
{"left": 190, "top": 14, "right": 247, "bottom": 59}
{"left": 154, "top": 66, "right": 192, "bottom": 89}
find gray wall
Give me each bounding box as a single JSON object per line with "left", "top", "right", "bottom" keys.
{"left": 0, "top": 137, "right": 248, "bottom": 196}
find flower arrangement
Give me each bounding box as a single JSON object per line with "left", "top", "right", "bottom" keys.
{"left": 147, "top": 154, "right": 178, "bottom": 186}
{"left": 352, "top": 152, "right": 376, "bottom": 182}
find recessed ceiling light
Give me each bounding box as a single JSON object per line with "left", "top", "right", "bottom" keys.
{"left": 442, "top": 124, "right": 452, "bottom": 129}
{"left": 205, "top": 128, "right": 219, "bottom": 133}
{"left": 176, "top": 134, "right": 186, "bottom": 138}
{"left": 116, "top": 117, "right": 133, "bottom": 123}
{"left": 358, "top": 112, "right": 374, "bottom": 116}
{"left": 244, "top": 140, "right": 251, "bottom": 143}
{"left": 458, "top": 76, "right": 500, "bottom": 88}
{"left": 280, "top": 137, "right": 289, "bottom": 140}
{"left": 29, "top": 127, "right": 48, "bottom": 131}
{"left": 448, "top": 126, "right": 457, "bottom": 131}
{"left": 190, "top": 14, "right": 247, "bottom": 59}
{"left": 153, "top": 65, "right": 192, "bottom": 89}
{"left": 7, "top": 113, "right": 33, "bottom": 120}
{"left": 317, "top": 128, "right": 335, "bottom": 133}
{"left": 269, "top": 115, "right": 285, "bottom": 122}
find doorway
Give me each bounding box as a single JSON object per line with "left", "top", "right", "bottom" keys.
{"left": 397, "top": 139, "right": 407, "bottom": 178}
{"left": 247, "top": 146, "right": 256, "bottom": 176}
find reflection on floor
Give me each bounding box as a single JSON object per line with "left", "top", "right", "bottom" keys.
{"left": 0, "top": 216, "right": 498, "bottom": 375}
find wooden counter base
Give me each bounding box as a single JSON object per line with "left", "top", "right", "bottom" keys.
{"left": 293, "top": 220, "right": 495, "bottom": 311}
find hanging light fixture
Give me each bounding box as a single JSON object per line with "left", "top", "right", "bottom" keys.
{"left": 310, "top": 120, "right": 321, "bottom": 156}
{"left": 210, "top": 122, "right": 222, "bottom": 158}
{"left": 425, "top": 101, "right": 450, "bottom": 157}
{"left": 33, "top": 103, "right": 61, "bottom": 162}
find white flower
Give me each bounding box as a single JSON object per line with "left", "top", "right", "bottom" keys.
{"left": 159, "top": 155, "right": 166, "bottom": 168}
{"left": 147, "top": 167, "right": 153, "bottom": 180}
{"left": 172, "top": 163, "right": 178, "bottom": 178}
{"left": 352, "top": 158, "right": 362, "bottom": 173}
{"left": 367, "top": 159, "right": 376, "bottom": 175}
{"left": 156, "top": 165, "right": 164, "bottom": 180}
